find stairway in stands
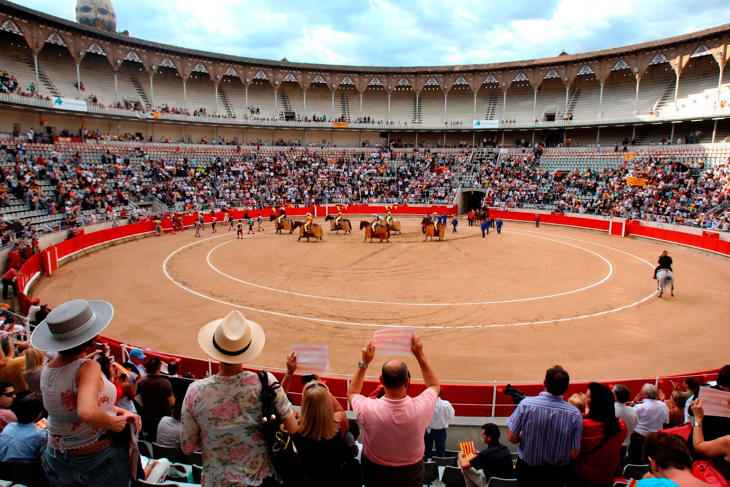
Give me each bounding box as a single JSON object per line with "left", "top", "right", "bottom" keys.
{"left": 218, "top": 87, "right": 236, "bottom": 117}
{"left": 412, "top": 96, "right": 422, "bottom": 123}
{"left": 278, "top": 91, "right": 292, "bottom": 119}
{"left": 485, "top": 94, "right": 497, "bottom": 120}
{"left": 566, "top": 88, "right": 581, "bottom": 117}
{"left": 340, "top": 95, "right": 351, "bottom": 122}
{"left": 654, "top": 80, "right": 676, "bottom": 113}
{"left": 128, "top": 76, "right": 152, "bottom": 109}
{"left": 24, "top": 59, "right": 61, "bottom": 98}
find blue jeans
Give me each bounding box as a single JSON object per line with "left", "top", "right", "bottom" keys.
{"left": 43, "top": 443, "right": 130, "bottom": 487}
{"left": 424, "top": 428, "right": 447, "bottom": 459}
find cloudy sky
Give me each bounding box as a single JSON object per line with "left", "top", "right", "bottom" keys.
{"left": 14, "top": 0, "right": 730, "bottom": 67}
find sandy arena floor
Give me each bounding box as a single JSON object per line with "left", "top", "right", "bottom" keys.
{"left": 31, "top": 217, "right": 730, "bottom": 383}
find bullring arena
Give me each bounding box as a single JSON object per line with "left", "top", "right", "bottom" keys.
{"left": 30, "top": 212, "right": 730, "bottom": 387}
{"left": 1, "top": 0, "right": 730, "bottom": 428}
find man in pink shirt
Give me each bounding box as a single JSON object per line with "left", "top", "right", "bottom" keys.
{"left": 348, "top": 335, "right": 440, "bottom": 487}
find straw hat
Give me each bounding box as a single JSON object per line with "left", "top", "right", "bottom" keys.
{"left": 31, "top": 299, "right": 113, "bottom": 352}
{"left": 197, "top": 310, "right": 264, "bottom": 364}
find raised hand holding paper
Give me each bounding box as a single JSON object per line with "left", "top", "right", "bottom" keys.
{"left": 290, "top": 344, "right": 329, "bottom": 375}
{"left": 372, "top": 327, "right": 415, "bottom": 355}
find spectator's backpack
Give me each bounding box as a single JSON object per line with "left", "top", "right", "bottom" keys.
{"left": 257, "top": 370, "right": 306, "bottom": 486}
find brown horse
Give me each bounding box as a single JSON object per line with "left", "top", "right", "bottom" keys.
{"left": 422, "top": 218, "right": 445, "bottom": 241}
{"left": 385, "top": 220, "right": 401, "bottom": 233}
{"left": 293, "top": 221, "right": 323, "bottom": 241}
{"left": 324, "top": 215, "right": 352, "bottom": 234}
{"left": 360, "top": 221, "right": 390, "bottom": 242}
{"left": 269, "top": 214, "right": 293, "bottom": 234}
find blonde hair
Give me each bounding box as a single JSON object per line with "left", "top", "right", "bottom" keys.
{"left": 568, "top": 392, "right": 587, "bottom": 413}
{"left": 297, "top": 381, "right": 338, "bottom": 441}
{"left": 24, "top": 347, "right": 46, "bottom": 372}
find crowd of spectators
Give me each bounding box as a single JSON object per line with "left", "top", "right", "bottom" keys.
{"left": 473, "top": 151, "right": 730, "bottom": 230}
{"left": 0, "top": 296, "right": 726, "bottom": 486}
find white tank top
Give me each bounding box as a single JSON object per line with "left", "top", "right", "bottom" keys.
{"left": 41, "top": 358, "right": 118, "bottom": 451}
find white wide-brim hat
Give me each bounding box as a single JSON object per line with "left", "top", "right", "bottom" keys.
{"left": 31, "top": 299, "right": 114, "bottom": 352}
{"left": 197, "top": 310, "right": 265, "bottom": 364}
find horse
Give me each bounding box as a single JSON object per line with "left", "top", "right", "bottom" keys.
{"left": 656, "top": 269, "right": 674, "bottom": 297}
{"left": 360, "top": 221, "right": 390, "bottom": 242}
{"left": 385, "top": 219, "right": 401, "bottom": 233}
{"left": 269, "top": 214, "right": 293, "bottom": 234}
{"left": 324, "top": 215, "right": 352, "bottom": 233}
{"left": 293, "top": 221, "right": 323, "bottom": 241}
{"left": 421, "top": 218, "right": 445, "bottom": 241}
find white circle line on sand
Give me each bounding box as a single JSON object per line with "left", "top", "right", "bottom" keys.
{"left": 204, "top": 231, "right": 615, "bottom": 306}
{"left": 162, "top": 232, "right": 659, "bottom": 329}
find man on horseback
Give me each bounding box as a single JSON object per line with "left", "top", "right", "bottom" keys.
{"left": 384, "top": 206, "right": 394, "bottom": 228}
{"left": 276, "top": 206, "right": 287, "bottom": 225}
{"left": 304, "top": 212, "right": 314, "bottom": 234}
{"left": 335, "top": 205, "right": 344, "bottom": 229}
{"left": 653, "top": 250, "right": 673, "bottom": 280}
{"left": 371, "top": 213, "right": 382, "bottom": 232}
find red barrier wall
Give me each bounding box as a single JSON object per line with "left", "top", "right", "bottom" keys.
{"left": 16, "top": 208, "right": 724, "bottom": 416}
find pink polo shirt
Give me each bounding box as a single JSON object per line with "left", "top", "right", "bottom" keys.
{"left": 352, "top": 387, "right": 437, "bottom": 466}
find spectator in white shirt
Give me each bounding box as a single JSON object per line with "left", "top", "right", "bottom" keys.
{"left": 156, "top": 403, "right": 182, "bottom": 450}
{"left": 424, "top": 387, "right": 456, "bottom": 460}
{"left": 628, "top": 383, "right": 669, "bottom": 464}
{"left": 613, "top": 384, "right": 638, "bottom": 463}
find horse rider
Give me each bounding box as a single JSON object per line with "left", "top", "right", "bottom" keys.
{"left": 653, "top": 250, "right": 673, "bottom": 279}
{"left": 304, "top": 212, "right": 314, "bottom": 234}
{"left": 335, "top": 205, "right": 344, "bottom": 229}
{"left": 276, "top": 206, "right": 287, "bottom": 225}
{"left": 371, "top": 213, "right": 382, "bottom": 232}
{"left": 384, "top": 207, "right": 394, "bottom": 228}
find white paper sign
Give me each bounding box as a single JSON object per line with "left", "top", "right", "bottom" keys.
{"left": 372, "top": 327, "right": 415, "bottom": 355}
{"left": 291, "top": 345, "right": 329, "bottom": 375}
{"left": 698, "top": 387, "right": 730, "bottom": 418}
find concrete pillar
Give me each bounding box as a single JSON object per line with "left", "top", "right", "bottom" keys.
{"left": 634, "top": 75, "right": 641, "bottom": 115}
{"left": 33, "top": 53, "right": 40, "bottom": 92}
{"left": 149, "top": 73, "right": 155, "bottom": 107}
{"left": 598, "top": 81, "right": 604, "bottom": 117}
{"left": 75, "top": 62, "right": 82, "bottom": 99}
{"left": 114, "top": 71, "right": 119, "bottom": 105}
{"left": 182, "top": 78, "right": 187, "bottom": 110}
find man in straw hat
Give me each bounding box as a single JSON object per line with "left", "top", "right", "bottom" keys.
{"left": 181, "top": 310, "right": 298, "bottom": 486}
{"left": 30, "top": 299, "right": 141, "bottom": 486}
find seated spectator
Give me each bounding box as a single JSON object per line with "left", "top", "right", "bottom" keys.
{"left": 0, "top": 380, "right": 17, "bottom": 432}
{"left": 181, "top": 310, "right": 297, "bottom": 485}
{"left": 614, "top": 384, "right": 638, "bottom": 463}
{"left": 568, "top": 392, "right": 587, "bottom": 413}
{"left": 637, "top": 432, "right": 712, "bottom": 487}
{"left": 293, "top": 380, "right": 360, "bottom": 486}
{"left": 0, "top": 392, "right": 45, "bottom": 462}
{"left": 570, "top": 382, "right": 627, "bottom": 487}
{"left": 691, "top": 398, "right": 730, "bottom": 482}
{"left": 0, "top": 338, "right": 27, "bottom": 394}
{"left": 458, "top": 422, "right": 515, "bottom": 487}
{"left": 156, "top": 403, "right": 182, "bottom": 450}
{"left": 22, "top": 346, "right": 45, "bottom": 393}
{"left": 347, "top": 335, "right": 439, "bottom": 487}
{"left": 695, "top": 365, "right": 730, "bottom": 443}
{"left": 345, "top": 419, "right": 363, "bottom": 463}
{"left": 666, "top": 390, "right": 688, "bottom": 427}
{"left": 683, "top": 378, "right": 700, "bottom": 424}
{"left": 507, "top": 365, "right": 582, "bottom": 487}
{"left": 629, "top": 383, "right": 670, "bottom": 464}
{"left": 136, "top": 356, "right": 174, "bottom": 441}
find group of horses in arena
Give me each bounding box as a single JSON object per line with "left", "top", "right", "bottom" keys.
{"left": 268, "top": 213, "right": 446, "bottom": 243}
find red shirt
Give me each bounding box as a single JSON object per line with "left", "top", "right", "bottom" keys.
{"left": 2, "top": 268, "right": 18, "bottom": 281}
{"left": 572, "top": 417, "right": 626, "bottom": 484}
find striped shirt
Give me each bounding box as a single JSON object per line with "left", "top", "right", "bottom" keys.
{"left": 507, "top": 391, "right": 582, "bottom": 467}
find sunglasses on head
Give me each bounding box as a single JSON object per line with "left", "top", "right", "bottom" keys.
{"left": 0, "top": 391, "right": 15, "bottom": 397}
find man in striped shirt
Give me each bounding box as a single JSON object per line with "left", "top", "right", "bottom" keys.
{"left": 507, "top": 365, "right": 583, "bottom": 487}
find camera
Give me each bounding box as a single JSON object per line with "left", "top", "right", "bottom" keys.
{"left": 504, "top": 384, "right": 526, "bottom": 405}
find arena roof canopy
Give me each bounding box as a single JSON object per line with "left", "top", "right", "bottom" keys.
{"left": 1, "top": 0, "right": 730, "bottom": 93}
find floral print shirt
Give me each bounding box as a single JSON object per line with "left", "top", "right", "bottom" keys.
{"left": 181, "top": 371, "right": 293, "bottom": 487}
